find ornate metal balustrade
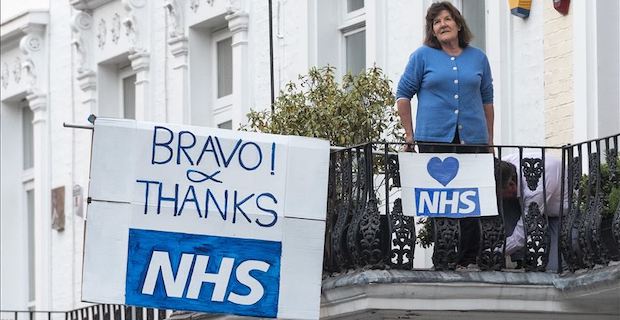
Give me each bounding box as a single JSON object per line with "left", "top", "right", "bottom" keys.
{"left": 0, "top": 305, "right": 170, "bottom": 320}
{"left": 323, "top": 134, "right": 620, "bottom": 274}
{"left": 561, "top": 134, "right": 620, "bottom": 271}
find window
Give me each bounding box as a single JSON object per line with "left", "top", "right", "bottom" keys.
{"left": 340, "top": 0, "right": 366, "bottom": 76}
{"left": 22, "top": 107, "right": 34, "bottom": 170}
{"left": 217, "top": 120, "right": 232, "bottom": 130}
{"left": 26, "top": 188, "right": 35, "bottom": 304}
{"left": 347, "top": 0, "right": 364, "bottom": 13}
{"left": 345, "top": 29, "right": 366, "bottom": 75}
{"left": 461, "top": 0, "right": 486, "bottom": 51}
{"left": 122, "top": 74, "right": 136, "bottom": 119}
{"left": 216, "top": 37, "right": 233, "bottom": 98}
{"left": 118, "top": 64, "right": 136, "bottom": 120}
{"left": 211, "top": 29, "right": 233, "bottom": 128}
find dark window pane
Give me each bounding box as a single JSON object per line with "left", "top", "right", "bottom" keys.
{"left": 347, "top": 0, "right": 364, "bottom": 12}
{"left": 22, "top": 107, "right": 34, "bottom": 169}
{"left": 123, "top": 74, "right": 136, "bottom": 119}
{"left": 346, "top": 30, "right": 366, "bottom": 75}
{"left": 217, "top": 120, "right": 232, "bottom": 130}
{"left": 217, "top": 37, "right": 233, "bottom": 98}
{"left": 462, "top": 0, "right": 486, "bottom": 51}
{"left": 27, "top": 189, "right": 35, "bottom": 301}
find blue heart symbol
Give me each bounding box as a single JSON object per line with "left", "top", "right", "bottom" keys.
{"left": 427, "top": 157, "right": 459, "bottom": 186}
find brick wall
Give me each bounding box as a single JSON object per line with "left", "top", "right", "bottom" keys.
{"left": 543, "top": 2, "right": 574, "bottom": 146}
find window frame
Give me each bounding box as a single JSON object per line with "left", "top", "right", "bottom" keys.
{"left": 118, "top": 63, "right": 136, "bottom": 120}
{"left": 211, "top": 28, "right": 235, "bottom": 113}
{"left": 339, "top": 0, "right": 367, "bottom": 77}
{"left": 211, "top": 28, "right": 233, "bottom": 126}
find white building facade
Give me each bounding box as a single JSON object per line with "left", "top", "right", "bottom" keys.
{"left": 1, "top": 0, "right": 619, "bottom": 314}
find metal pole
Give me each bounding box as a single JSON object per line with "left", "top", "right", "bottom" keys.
{"left": 268, "top": 0, "right": 275, "bottom": 111}
{"left": 62, "top": 123, "right": 94, "bottom": 130}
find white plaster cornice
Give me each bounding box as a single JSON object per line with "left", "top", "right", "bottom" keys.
{"left": 225, "top": 10, "right": 248, "bottom": 34}
{"left": 69, "top": 0, "right": 115, "bottom": 10}
{"left": 1, "top": 10, "right": 49, "bottom": 49}
{"left": 168, "top": 36, "right": 188, "bottom": 57}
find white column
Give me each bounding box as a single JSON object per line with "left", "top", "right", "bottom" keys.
{"left": 27, "top": 92, "right": 51, "bottom": 312}
{"left": 20, "top": 23, "right": 51, "bottom": 311}
{"left": 124, "top": 0, "right": 152, "bottom": 121}
{"left": 165, "top": 0, "right": 189, "bottom": 124}
{"left": 572, "top": 0, "right": 598, "bottom": 142}
{"left": 129, "top": 51, "right": 151, "bottom": 120}
{"left": 226, "top": 10, "right": 250, "bottom": 129}
{"left": 168, "top": 36, "right": 189, "bottom": 124}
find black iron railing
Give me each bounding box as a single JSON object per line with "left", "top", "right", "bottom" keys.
{"left": 323, "top": 133, "right": 620, "bottom": 274}
{"left": 1, "top": 305, "right": 170, "bottom": 320}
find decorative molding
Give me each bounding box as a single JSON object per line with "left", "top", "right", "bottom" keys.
{"left": 122, "top": 14, "right": 138, "bottom": 50}
{"left": 96, "top": 18, "right": 106, "bottom": 48}
{"left": 168, "top": 36, "right": 188, "bottom": 57}
{"left": 77, "top": 70, "right": 97, "bottom": 92}
{"left": 126, "top": 0, "right": 147, "bottom": 8}
{"left": 1, "top": 63, "right": 8, "bottom": 89}
{"left": 13, "top": 57, "right": 22, "bottom": 83}
{"left": 71, "top": 11, "right": 93, "bottom": 74}
{"left": 70, "top": 0, "right": 115, "bottom": 10}
{"left": 190, "top": 0, "right": 200, "bottom": 12}
{"left": 26, "top": 91, "right": 47, "bottom": 115}
{"left": 164, "top": 0, "right": 184, "bottom": 39}
{"left": 21, "top": 58, "right": 37, "bottom": 89}
{"left": 226, "top": 10, "right": 249, "bottom": 46}
{"left": 129, "top": 51, "right": 150, "bottom": 73}
{"left": 111, "top": 13, "right": 121, "bottom": 44}
{"left": 20, "top": 34, "right": 42, "bottom": 53}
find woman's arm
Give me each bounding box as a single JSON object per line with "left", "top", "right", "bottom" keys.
{"left": 484, "top": 103, "right": 494, "bottom": 147}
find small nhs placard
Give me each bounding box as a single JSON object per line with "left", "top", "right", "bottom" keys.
{"left": 125, "top": 229, "right": 281, "bottom": 317}
{"left": 398, "top": 153, "right": 498, "bottom": 218}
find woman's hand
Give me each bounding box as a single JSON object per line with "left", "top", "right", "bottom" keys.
{"left": 403, "top": 136, "right": 416, "bottom": 152}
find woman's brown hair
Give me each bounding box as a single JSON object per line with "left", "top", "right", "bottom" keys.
{"left": 423, "top": 1, "right": 473, "bottom": 49}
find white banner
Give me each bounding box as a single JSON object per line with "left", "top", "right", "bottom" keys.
{"left": 82, "top": 118, "right": 330, "bottom": 319}
{"left": 398, "top": 153, "right": 498, "bottom": 218}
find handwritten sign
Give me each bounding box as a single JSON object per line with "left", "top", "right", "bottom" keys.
{"left": 398, "top": 153, "right": 498, "bottom": 218}
{"left": 82, "top": 118, "right": 330, "bottom": 319}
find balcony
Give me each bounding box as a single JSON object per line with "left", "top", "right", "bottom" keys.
{"left": 321, "top": 133, "right": 620, "bottom": 319}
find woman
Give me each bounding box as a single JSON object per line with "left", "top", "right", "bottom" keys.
{"left": 396, "top": 1, "right": 494, "bottom": 153}
{"left": 396, "top": 2, "right": 494, "bottom": 268}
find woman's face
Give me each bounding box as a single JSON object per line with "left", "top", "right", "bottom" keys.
{"left": 432, "top": 10, "right": 460, "bottom": 45}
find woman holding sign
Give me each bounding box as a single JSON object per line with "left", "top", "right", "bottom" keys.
{"left": 396, "top": 1, "right": 494, "bottom": 153}
{"left": 395, "top": 1, "right": 494, "bottom": 268}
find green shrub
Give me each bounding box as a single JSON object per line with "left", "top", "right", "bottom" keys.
{"left": 241, "top": 66, "right": 402, "bottom": 146}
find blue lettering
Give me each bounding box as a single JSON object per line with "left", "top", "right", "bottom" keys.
{"left": 216, "top": 137, "right": 243, "bottom": 168}
{"left": 196, "top": 136, "right": 221, "bottom": 167}
{"left": 179, "top": 185, "right": 201, "bottom": 217}
{"left": 238, "top": 142, "right": 262, "bottom": 171}
{"left": 152, "top": 126, "right": 174, "bottom": 165}
{"left": 177, "top": 131, "right": 196, "bottom": 165}
{"left": 233, "top": 191, "right": 254, "bottom": 224}
{"left": 414, "top": 188, "right": 480, "bottom": 217}
{"left": 136, "top": 179, "right": 160, "bottom": 214}
{"left": 206, "top": 189, "right": 228, "bottom": 220}
{"left": 158, "top": 183, "right": 179, "bottom": 215}
{"left": 255, "top": 193, "right": 278, "bottom": 227}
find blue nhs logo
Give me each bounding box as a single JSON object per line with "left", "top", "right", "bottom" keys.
{"left": 414, "top": 188, "right": 481, "bottom": 217}
{"left": 125, "top": 229, "right": 281, "bottom": 318}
